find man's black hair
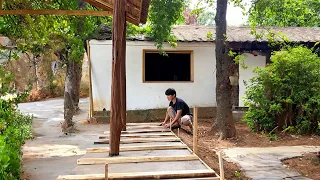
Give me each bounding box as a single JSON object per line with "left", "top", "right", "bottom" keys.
{"left": 165, "top": 88, "right": 176, "bottom": 97}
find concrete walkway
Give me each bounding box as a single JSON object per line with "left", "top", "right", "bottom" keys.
{"left": 221, "top": 146, "right": 320, "bottom": 180}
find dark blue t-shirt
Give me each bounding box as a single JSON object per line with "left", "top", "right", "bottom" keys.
{"left": 169, "top": 97, "right": 192, "bottom": 117}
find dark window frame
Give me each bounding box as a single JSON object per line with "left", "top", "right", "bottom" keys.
{"left": 142, "top": 50, "right": 194, "bottom": 83}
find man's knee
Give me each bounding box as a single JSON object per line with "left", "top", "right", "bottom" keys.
{"left": 180, "top": 115, "right": 192, "bottom": 126}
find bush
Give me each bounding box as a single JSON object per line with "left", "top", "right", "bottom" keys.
{"left": 243, "top": 46, "right": 320, "bottom": 134}
{"left": 0, "top": 65, "right": 32, "bottom": 180}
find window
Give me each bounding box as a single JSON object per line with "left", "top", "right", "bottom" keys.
{"left": 143, "top": 50, "right": 194, "bottom": 82}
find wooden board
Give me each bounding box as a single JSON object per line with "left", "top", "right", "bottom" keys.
{"left": 77, "top": 154, "right": 199, "bottom": 165}
{"left": 104, "top": 129, "right": 171, "bottom": 134}
{"left": 94, "top": 137, "right": 179, "bottom": 144}
{"left": 57, "top": 169, "right": 217, "bottom": 180}
{"left": 87, "top": 144, "right": 188, "bottom": 153}
{"left": 126, "top": 125, "right": 164, "bottom": 130}
{"left": 99, "top": 133, "right": 175, "bottom": 139}
{"left": 126, "top": 122, "right": 161, "bottom": 126}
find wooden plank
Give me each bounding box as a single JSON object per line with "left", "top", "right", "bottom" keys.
{"left": 193, "top": 107, "right": 198, "bottom": 154}
{"left": 87, "top": 144, "right": 188, "bottom": 153}
{"left": 99, "top": 132, "right": 173, "bottom": 138}
{"left": 104, "top": 129, "right": 171, "bottom": 134}
{"left": 57, "top": 169, "right": 217, "bottom": 180}
{"left": 126, "top": 125, "right": 163, "bottom": 129}
{"left": 94, "top": 137, "right": 179, "bottom": 144}
{"left": 0, "top": 10, "right": 112, "bottom": 16}
{"left": 99, "top": 134, "right": 175, "bottom": 139}
{"left": 126, "top": 122, "right": 160, "bottom": 126}
{"left": 77, "top": 154, "right": 199, "bottom": 165}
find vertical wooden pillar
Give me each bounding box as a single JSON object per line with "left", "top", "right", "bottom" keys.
{"left": 109, "top": 0, "right": 126, "bottom": 156}
{"left": 120, "top": 21, "right": 127, "bottom": 131}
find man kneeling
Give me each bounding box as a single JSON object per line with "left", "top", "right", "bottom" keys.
{"left": 160, "top": 88, "right": 193, "bottom": 135}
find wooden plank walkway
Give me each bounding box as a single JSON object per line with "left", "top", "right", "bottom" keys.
{"left": 57, "top": 123, "right": 221, "bottom": 180}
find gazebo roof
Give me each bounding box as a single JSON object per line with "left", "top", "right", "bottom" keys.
{"left": 85, "top": 0, "right": 150, "bottom": 25}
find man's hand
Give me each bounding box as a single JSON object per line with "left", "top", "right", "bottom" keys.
{"left": 159, "top": 122, "right": 165, "bottom": 126}
{"left": 164, "top": 123, "right": 171, "bottom": 128}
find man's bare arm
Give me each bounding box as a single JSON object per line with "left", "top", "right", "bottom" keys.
{"left": 160, "top": 111, "right": 170, "bottom": 125}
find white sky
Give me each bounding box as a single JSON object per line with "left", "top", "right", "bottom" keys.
{"left": 191, "top": 0, "right": 252, "bottom": 26}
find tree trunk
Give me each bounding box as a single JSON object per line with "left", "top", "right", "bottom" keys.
{"left": 109, "top": 0, "right": 126, "bottom": 156}
{"left": 63, "top": 60, "right": 79, "bottom": 132}
{"left": 212, "top": 0, "right": 236, "bottom": 140}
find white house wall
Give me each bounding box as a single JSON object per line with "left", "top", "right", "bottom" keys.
{"left": 90, "top": 40, "right": 266, "bottom": 111}
{"left": 90, "top": 40, "right": 216, "bottom": 111}
{"left": 239, "top": 53, "right": 266, "bottom": 107}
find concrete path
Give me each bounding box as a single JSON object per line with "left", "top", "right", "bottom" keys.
{"left": 221, "top": 146, "right": 320, "bottom": 180}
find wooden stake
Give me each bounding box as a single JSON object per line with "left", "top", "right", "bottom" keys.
{"left": 193, "top": 107, "right": 198, "bottom": 154}
{"left": 105, "top": 163, "right": 108, "bottom": 180}
{"left": 86, "top": 40, "right": 94, "bottom": 118}
{"left": 218, "top": 152, "right": 225, "bottom": 180}
{"left": 109, "top": 0, "right": 126, "bottom": 156}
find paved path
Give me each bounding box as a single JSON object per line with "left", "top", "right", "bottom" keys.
{"left": 221, "top": 146, "right": 320, "bottom": 180}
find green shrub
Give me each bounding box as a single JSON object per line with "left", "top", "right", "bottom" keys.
{"left": 243, "top": 46, "right": 320, "bottom": 134}
{"left": 0, "top": 65, "right": 32, "bottom": 180}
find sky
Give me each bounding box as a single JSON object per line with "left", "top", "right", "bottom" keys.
{"left": 191, "top": 0, "right": 252, "bottom": 26}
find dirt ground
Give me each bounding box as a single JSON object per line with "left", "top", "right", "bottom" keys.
{"left": 282, "top": 153, "right": 320, "bottom": 180}
{"left": 174, "top": 119, "right": 320, "bottom": 180}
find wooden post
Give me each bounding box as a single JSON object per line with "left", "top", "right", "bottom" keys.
{"left": 120, "top": 21, "right": 127, "bottom": 131}
{"left": 105, "top": 163, "right": 108, "bottom": 180}
{"left": 193, "top": 107, "right": 198, "bottom": 154}
{"left": 86, "top": 40, "right": 94, "bottom": 118}
{"left": 109, "top": 0, "right": 126, "bottom": 156}
{"left": 218, "top": 151, "right": 225, "bottom": 180}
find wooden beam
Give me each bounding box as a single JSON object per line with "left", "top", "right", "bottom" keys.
{"left": 193, "top": 107, "right": 198, "bottom": 154}
{"left": 86, "top": 144, "right": 188, "bottom": 153}
{"left": 109, "top": 0, "right": 126, "bottom": 156}
{"left": 99, "top": 133, "right": 175, "bottom": 139}
{"left": 57, "top": 170, "right": 217, "bottom": 180}
{"left": 94, "top": 137, "right": 180, "bottom": 144}
{"left": 84, "top": 0, "right": 139, "bottom": 25}
{"left": 126, "top": 125, "right": 165, "bottom": 129}
{"left": 104, "top": 129, "right": 171, "bottom": 134}
{"left": 120, "top": 11, "right": 127, "bottom": 131}
{"left": 77, "top": 154, "right": 199, "bottom": 165}
{"left": 127, "top": 122, "right": 161, "bottom": 126}
{"left": 0, "top": 10, "right": 112, "bottom": 16}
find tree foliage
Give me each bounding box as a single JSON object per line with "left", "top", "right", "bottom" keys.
{"left": 0, "top": 65, "right": 32, "bottom": 180}
{"left": 248, "top": 0, "right": 320, "bottom": 27}
{"left": 243, "top": 46, "right": 320, "bottom": 135}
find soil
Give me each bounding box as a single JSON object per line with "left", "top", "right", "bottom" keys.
{"left": 282, "top": 153, "right": 320, "bottom": 180}
{"left": 174, "top": 119, "right": 320, "bottom": 180}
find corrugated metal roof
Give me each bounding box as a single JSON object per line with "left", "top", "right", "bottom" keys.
{"left": 129, "top": 25, "right": 320, "bottom": 43}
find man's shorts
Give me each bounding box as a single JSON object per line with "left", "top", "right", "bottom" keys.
{"left": 179, "top": 115, "right": 192, "bottom": 126}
